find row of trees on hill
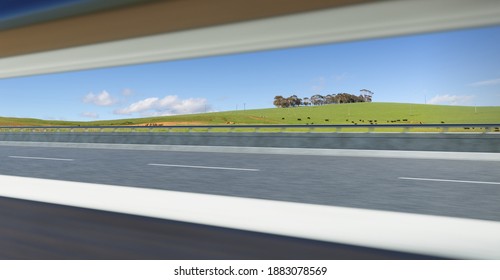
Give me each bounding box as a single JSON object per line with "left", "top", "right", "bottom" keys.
{"left": 273, "top": 89, "right": 374, "bottom": 108}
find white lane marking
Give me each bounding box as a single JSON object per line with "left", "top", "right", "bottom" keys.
{"left": 0, "top": 175, "right": 499, "bottom": 259}
{"left": 399, "top": 177, "right": 500, "bottom": 185}
{"left": 8, "top": 156, "right": 74, "bottom": 161}
{"left": 148, "top": 163, "right": 259, "bottom": 172}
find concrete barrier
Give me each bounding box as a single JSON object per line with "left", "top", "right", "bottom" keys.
{"left": 1, "top": 132, "right": 499, "bottom": 152}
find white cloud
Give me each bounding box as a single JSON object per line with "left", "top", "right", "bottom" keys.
{"left": 114, "top": 95, "right": 210, "bottom": 116}
{"left": 80, "top": 112, "right": 99, "bottom": 119}
{"left": 427, "top": 94, "right": 474, "bottom": 105}
{"left": 469, "top": 78, "right": 500, "bottom": 87}
{"left": 116, "top": 97, "right": 159, "bottom": 114}
{"left": 83, "top": 91, "right": 117, "bottom": 106}
{"left": 122, "top": 88, "right": 134, "bottom": 96}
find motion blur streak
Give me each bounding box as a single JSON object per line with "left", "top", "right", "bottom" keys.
{"left": 2, "top": 0, "right": 500, "bottom": 78}
{"left": 1, "top": 175, "right": 499, "bottom": 259}
{"left": 0, "top": 196, "right": 438, "bottom": 260}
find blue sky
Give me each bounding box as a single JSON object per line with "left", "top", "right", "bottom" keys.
{"left": 1, "top": 25, "right": 500, "bottom": 121}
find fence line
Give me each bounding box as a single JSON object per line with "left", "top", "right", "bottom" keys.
{"left": 0, "top": 124, "right": 499, "bottom": 133}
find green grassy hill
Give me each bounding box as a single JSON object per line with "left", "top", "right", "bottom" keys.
{"left": 1, "top": 102, "right": 499, "bottom": 126}
{"left": 0, "top": 117, "right": 82, "bottom": 126}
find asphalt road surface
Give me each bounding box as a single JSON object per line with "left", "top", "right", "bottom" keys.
{"left": 1, "top": 145, "right": 499, "bottom": 222}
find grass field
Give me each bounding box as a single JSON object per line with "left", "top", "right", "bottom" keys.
{"left": 1, "top": 102, "right": 499, "bottom": 127}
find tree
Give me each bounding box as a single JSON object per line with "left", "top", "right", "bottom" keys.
{"left": 273, "top": 90, "right": 373, "bottom": 107}
{"left": 325, "top": 94, "right": 337, "bottom": 104}
{"left": 273, "top": 95, "right": 285, "bottom": 108}
{"left": 310, "top": 94, "right": 325, "bottom": 106}
{"left": 335, "top": 93, "right": 348, "bottom": 103}
{"left": 288, "top": 95, "right": 302, "bottom": 107}
{"left": 302, "top": 97, "right": 311, "bottom": 106}
{"left": 360, "top": 89, "right": 374, "bottom": 102}
{"left": 281, "top": 97, "right": 291, "bottom": 108}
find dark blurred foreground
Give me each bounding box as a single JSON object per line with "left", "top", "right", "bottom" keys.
{"left": 0, "top": 196, "right": 441, "bottom": 260}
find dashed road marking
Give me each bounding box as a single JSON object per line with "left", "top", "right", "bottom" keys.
{"left": 9, "top": 156, "right": 74, "bottom": 161}
{"left": 399, "top": 177, "right": 500, "bottom": 185}
{"left": 148, "top": 163, "right": 259, "bottom": 172}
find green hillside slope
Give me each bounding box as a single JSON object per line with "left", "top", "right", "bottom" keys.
{"left": 1, "top": 103, "right": 499, "bottom": 126}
